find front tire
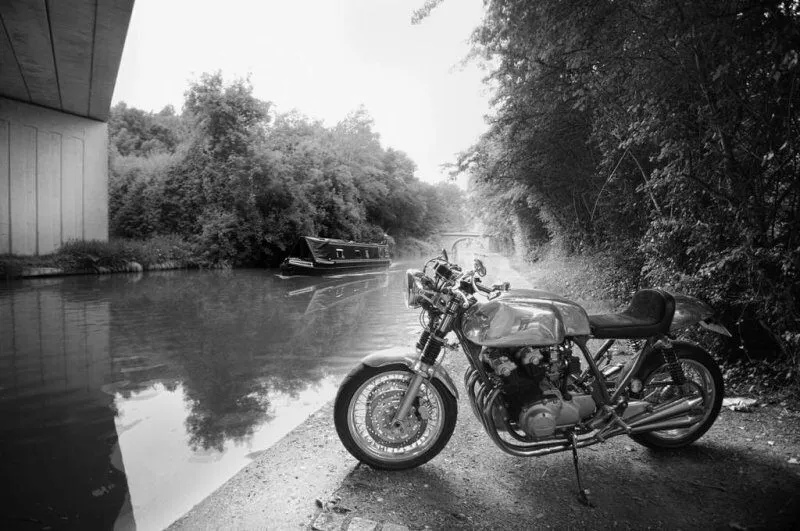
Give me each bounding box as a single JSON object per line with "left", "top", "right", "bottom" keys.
{"left": 334, "top": 364, "right": 457, "bottom": 470}
{"left": 630, "top": 343, "right": 724, "bottom": 449}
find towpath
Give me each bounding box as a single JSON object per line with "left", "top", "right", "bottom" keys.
{"left": 170, "top": 255, "right": 800, "bottom": 530}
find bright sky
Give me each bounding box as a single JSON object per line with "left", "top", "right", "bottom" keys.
{"left": 112, "top": 0, "right": 491, "bottom": 185}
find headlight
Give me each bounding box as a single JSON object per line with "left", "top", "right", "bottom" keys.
{"left": 404, "top": 269, "right": 425, "bottom": 309}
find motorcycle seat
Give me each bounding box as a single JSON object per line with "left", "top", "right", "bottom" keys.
{"left": 587, "top": 289, "right": 676, "bottom": 339}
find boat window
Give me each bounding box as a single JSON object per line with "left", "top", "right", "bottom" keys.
{"left": 335, "top": 248, "right": 344, "bottom": 259}
{"left": 355, "top": 250, "right": 362, "bottom": 258}
{"left": 365, "top": 249, "right": 370, "bottom": 259}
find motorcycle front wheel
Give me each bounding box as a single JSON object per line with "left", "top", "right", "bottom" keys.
{"left": 334, "top": 363, "right": 457, "bottom": 470}
{"left": 631, "top": 343, "right": 723, "bottom": 449}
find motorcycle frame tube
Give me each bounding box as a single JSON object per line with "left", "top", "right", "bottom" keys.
{"left": 453, "top": 315, "right": 494, "bottom": 383}
{"left": 608, "top": 337, "right": 656, "bottom": 404}
{"left": 592, "top": 339, "right": 616, "bottom": 367}
{"left": 573, "top": 337, "right": 612, "bottom": 405}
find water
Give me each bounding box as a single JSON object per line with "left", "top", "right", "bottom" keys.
{"left": 0, "top": 266, "right": 419, "bottom": 530}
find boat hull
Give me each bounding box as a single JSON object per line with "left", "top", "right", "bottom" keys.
{"left": 280, "top": 257, "right": 391, "bottom": 276}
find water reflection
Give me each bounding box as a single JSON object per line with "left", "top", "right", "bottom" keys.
{"left": 0, "top": 267, "right": 415, "bottom": 530}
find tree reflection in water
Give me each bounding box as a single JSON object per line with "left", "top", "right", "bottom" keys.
{"left": 1, "top": 268, "right": 410, "bottom": 528}
{"left": 107, "top": 269, "right": 390, "bottom": 452}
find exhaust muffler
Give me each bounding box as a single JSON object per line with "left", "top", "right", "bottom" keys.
{"left": 628, "top": 396, "right": 703, "bottom": 429}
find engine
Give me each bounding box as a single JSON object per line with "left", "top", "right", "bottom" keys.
{"left": 480, "top": 344, "right": 596, "bottom": 439}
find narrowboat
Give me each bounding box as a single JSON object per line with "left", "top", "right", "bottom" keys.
{"left": 280, "top": 236, "right": 391, "bottom": 275}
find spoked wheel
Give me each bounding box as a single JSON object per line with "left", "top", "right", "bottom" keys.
{"left": 631, "top": 344, "right": 723, "bottom": 449}
{"left": 334, "top": 364, "right": 457, "bottom": 470}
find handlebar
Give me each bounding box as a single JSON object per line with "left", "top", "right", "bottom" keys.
{"left": 459, "top": 269, "right": 510, "bottom": 300}
{"left": 473, "top": 277, "right": 493, "bottom": 294}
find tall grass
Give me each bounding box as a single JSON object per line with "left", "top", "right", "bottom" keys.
{"left": 0, "top": 235, "right": 206, "bottom": 277}
{"left": 58, "top": 235, "right": 201, "bottom": 269}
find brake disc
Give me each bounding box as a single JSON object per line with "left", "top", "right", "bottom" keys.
{"left": 364, "top": 385, "right": 427, "bottom": 448}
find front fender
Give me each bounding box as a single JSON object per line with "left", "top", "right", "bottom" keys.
{"left": 354, "top": 346, "right": 459, "bottom": 399}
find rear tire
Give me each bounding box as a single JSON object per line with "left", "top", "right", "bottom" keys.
{"left": 334, "top": 363, "right": 457, "bottom": 470}
{"left": 630, "top": 343, "right": 723, "bottom": 450}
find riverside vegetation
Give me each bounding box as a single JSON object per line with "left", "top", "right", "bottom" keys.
{"left": 439, "top": 0, "right": 800, "bottom": 388}
{"left": 1, "top": 73, "right": 467, "bottom": 276}
{"left": 106, "top": 73, "right": 467, "bottom": 265}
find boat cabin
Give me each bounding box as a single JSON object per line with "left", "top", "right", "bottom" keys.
{"left": 281, "top": 236, "right": 391, "bottom": 275}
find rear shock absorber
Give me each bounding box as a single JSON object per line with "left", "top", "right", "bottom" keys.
{"left": 662, "top": 344, "right": 686, "bottom": 386}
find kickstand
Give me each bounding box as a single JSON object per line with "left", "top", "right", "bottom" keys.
{"left": 569, "top": 432, "right": 595, "bottom": 508}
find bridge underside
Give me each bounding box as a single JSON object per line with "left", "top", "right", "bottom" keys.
{"left": 0, "top": 0, "right": 134, "bottom": 255}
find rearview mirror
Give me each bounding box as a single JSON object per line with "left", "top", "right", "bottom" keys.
{"left": 473, "top": 258, "right": 486, "bottom": 277}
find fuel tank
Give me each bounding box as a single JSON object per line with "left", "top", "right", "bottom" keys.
{"left": 461, "top": 289, "right": 591, "bottom": 347}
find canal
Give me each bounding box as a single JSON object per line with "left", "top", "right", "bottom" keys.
{"left": 0, "top": 265, "right": 419, "bottom": 530}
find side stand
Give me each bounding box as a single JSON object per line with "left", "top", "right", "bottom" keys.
{"left": 569, "top": 432, "right": 594, "bottom": 507}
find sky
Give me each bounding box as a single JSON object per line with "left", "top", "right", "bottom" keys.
{"left": 112, "top": 0, "right": 492, "bottom": 186}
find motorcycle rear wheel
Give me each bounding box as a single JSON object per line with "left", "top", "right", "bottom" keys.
{"left": 631, "top": 343, "right": 723, "bottom": 449}
{"left": 334, "top": 364, "right": 457, "bottom": 470}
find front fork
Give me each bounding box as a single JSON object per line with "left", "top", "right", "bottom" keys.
{"left": 392, "top": 303, "right": 459, "bottom": 423}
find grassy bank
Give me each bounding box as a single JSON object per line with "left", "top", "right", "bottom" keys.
{"left": 0, "top": 235, "right": 212, "bottom": 278}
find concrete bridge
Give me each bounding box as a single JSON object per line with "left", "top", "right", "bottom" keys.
{"left": 0, "top": 0, "right": 134, "bottom": 255}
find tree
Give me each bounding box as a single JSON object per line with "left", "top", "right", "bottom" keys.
{"left": 108, "top": 74, "right": 468, "bottom": 265}
{"left": 461, "top": 0, "right": 800, "bottom": 359}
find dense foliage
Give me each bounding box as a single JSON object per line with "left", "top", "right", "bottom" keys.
{"left": 108, "top": 73, "right": 467, "bottom": 265}
{"left": 458, "top": 1, "right": 800, "bottom": 361}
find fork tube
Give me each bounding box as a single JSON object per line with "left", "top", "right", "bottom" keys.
{"left": 392, "top": 373, "right": 425, "bottom": 423}
{"left": 393, "top": 300, "right": 459, "bottom": 423}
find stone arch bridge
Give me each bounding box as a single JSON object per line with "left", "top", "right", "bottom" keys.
{"left": 435, "top": 231, "right": 493, "bottom": 263}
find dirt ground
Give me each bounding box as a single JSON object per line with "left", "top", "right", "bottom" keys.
{"left": 326, "top": 353, "right": 800, "bottom": 530}
{"left": 173, "top": 255, "right": 800, "bottom": 530}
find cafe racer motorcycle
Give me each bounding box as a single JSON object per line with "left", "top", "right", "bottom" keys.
{"left": 334, "top": 252, "right": 729, "bottom": 503}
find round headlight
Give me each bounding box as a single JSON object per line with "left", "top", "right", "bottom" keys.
{"left": 404, "top": 269, "right": 424, "bottom": 309}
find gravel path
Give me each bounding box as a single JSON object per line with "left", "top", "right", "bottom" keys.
{"left": 171, "top": 255, "right": 800, "bottom": 530}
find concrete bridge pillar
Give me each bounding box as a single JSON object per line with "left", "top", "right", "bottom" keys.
{"left": 0, "top": 0, "right": 134, "bottom": 256}
{"left": 0, "top": 99, "right": 108, "bottom": 255}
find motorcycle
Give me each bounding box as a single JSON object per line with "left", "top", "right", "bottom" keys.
{"left": 333, "top": 251, "right": 729, "bottom": 504}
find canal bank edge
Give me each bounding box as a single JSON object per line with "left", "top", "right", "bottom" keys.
{"left": 167, "top": 401, "right": 358, "bottom": 531}
{"left": 167, "top": 255, "right": 540, "bottom": 531}
{"left": 5, "top": 261, "right": 222, "bottom": 278}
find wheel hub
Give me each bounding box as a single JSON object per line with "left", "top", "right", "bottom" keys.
{"left": 365, "top": 387, "right": 427, "bottom": 448}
